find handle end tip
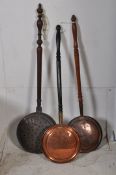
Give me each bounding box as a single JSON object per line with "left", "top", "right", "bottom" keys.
{"left": 56, "top": 25, "right": 61, "bottom": 30}
{"left": 71, "top": 15, "right": 76, "bottom": 22}
{"left": 37, "top": 3, "right": 43, "bottom": 14}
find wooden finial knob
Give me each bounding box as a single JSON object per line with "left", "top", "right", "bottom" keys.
{"left": 37, "top": 3, "right": 43, "bottom": 47}
{"left": 37, "top": 3, "right": 43, "bottom": 15}
{"left": 56, "top": 25, "right": 61, "bottom": 31}
{"left": 56, "top": 25, "right": 61, "bottom": 53}
{"left": 71, "top": 15, "right": 76, "bottom": 22}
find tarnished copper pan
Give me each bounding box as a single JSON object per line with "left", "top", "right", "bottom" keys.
{"left": 68, "top": 15, "right": 102, "bottom": 153}
{"left": 42, "top": 25, "right": 80, "bottom": 163}
{"left": 69, "top": 116, "right": 102, "bottom": 152}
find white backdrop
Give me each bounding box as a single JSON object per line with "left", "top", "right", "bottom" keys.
{"left": 0, "top": 0, "right": 116, "bottom": 150}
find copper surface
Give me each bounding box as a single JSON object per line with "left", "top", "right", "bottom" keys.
{"left": 69, "top": 116, "right": 102, "bottom": 153}
{"left": 17, "top": 4, "right": 56, "bottom": 154}
{"left": 17, "top": 112, "right": 56, "bottom": 153}
{"left": 42, "top": 124, "right": 80, "bottom": 163}
{"left": 69, "top": 15, "right": 102, "bottom": 153}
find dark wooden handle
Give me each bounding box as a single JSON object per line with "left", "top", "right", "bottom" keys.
{"left": 36, "top": 4, "right": 43, "bottom": 112}
{"left": 56, "top": 25, "right": 63, "bottom": 124}
{"left": 71, "top": 15, "right": 83, "bottom": 116}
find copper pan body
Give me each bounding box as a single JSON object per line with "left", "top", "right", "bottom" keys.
{"left": 17, "top": 4, "right": 56, "bottom": 153}
{"left": 42, "top": 124, "right": 80, "bottom": 163}
{"left": 69, "top": 116, "right": 102, "bottom": 153}
{"left": 42, "top": 25, "right": 80, "bottom": 163}
{"left": 17, "top": 112, "right": 56, "bottom": 153}
{"left": 69, "top": 15, "right": 103, "bottom": 153}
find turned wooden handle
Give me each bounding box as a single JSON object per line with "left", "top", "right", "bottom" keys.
{"left": 56, "top": 25, "right": 63, "bottom": 124}
{"left": 36, "top": 3, "right": 43, "bottom": 112}
{"left": 71, "top": 15, "right": 83, "bottom": 116}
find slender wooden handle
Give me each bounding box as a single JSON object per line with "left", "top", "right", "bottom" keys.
{"left": 71, "top": 15, "right": 83, "bottom": 116}
{"left": 56, "top": 25, "right": 63, "bottom": 124}
{"left": 36, "top": 4, "right": 43, "bottom": 112}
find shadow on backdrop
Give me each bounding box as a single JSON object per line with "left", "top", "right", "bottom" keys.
{"left": 8, "top": 17, "right": 37, "bottom": 150}
{"left": 42, "top": 31, "right": 57, "bottom": 118}
{"left": 0, "top": 97, "right": 25, "bottom": 150}
{"left": 77, "top": 21, "right": 97, "bottom": 116}
{"left": 61, "top": 31, "right": 76, "bottom": 119}
{"left": 8, "top": 115, "right": 24, "bottom": 150}
{"left": 76, "top": 20, "right": 112, "bottom": 147}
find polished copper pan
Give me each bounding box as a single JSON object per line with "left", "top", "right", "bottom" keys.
{"left": 68, "top": 15, "right": 102, "bottom": 153}
{"left": 42, "top": 124, "right": 80, "bottom": 163}
{"left": 42, "top": 25, "right": 80, "bottom": 163}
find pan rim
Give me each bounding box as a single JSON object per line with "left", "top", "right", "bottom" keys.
{"left": 42, "top": 124, "right": 80, "bottom": 163}
{"left": 69, "top": 115, "right": 103, "bottom": 152}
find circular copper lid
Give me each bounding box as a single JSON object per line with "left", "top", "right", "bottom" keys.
{"left": 42, "top": 124, "right": 80, "bottom": 163}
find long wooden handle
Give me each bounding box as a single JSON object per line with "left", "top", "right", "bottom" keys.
{"left": 36, "top": 4, "right": 43, "bottom": 112}
{"left": 71, "top": 15, "right": 83, "bottom": 116}
{"left": 56, "top": 25, "right": 63, "bottom": 124}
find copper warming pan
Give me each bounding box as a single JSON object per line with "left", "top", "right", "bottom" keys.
{"left": 42, "top": 25, "right": 80, "bottom": 163}
{"left": 17, "top": 4, "right": 56, "bottom": 153}
{"left": 68, "top": 15, "right": 102, "bottom": 153}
